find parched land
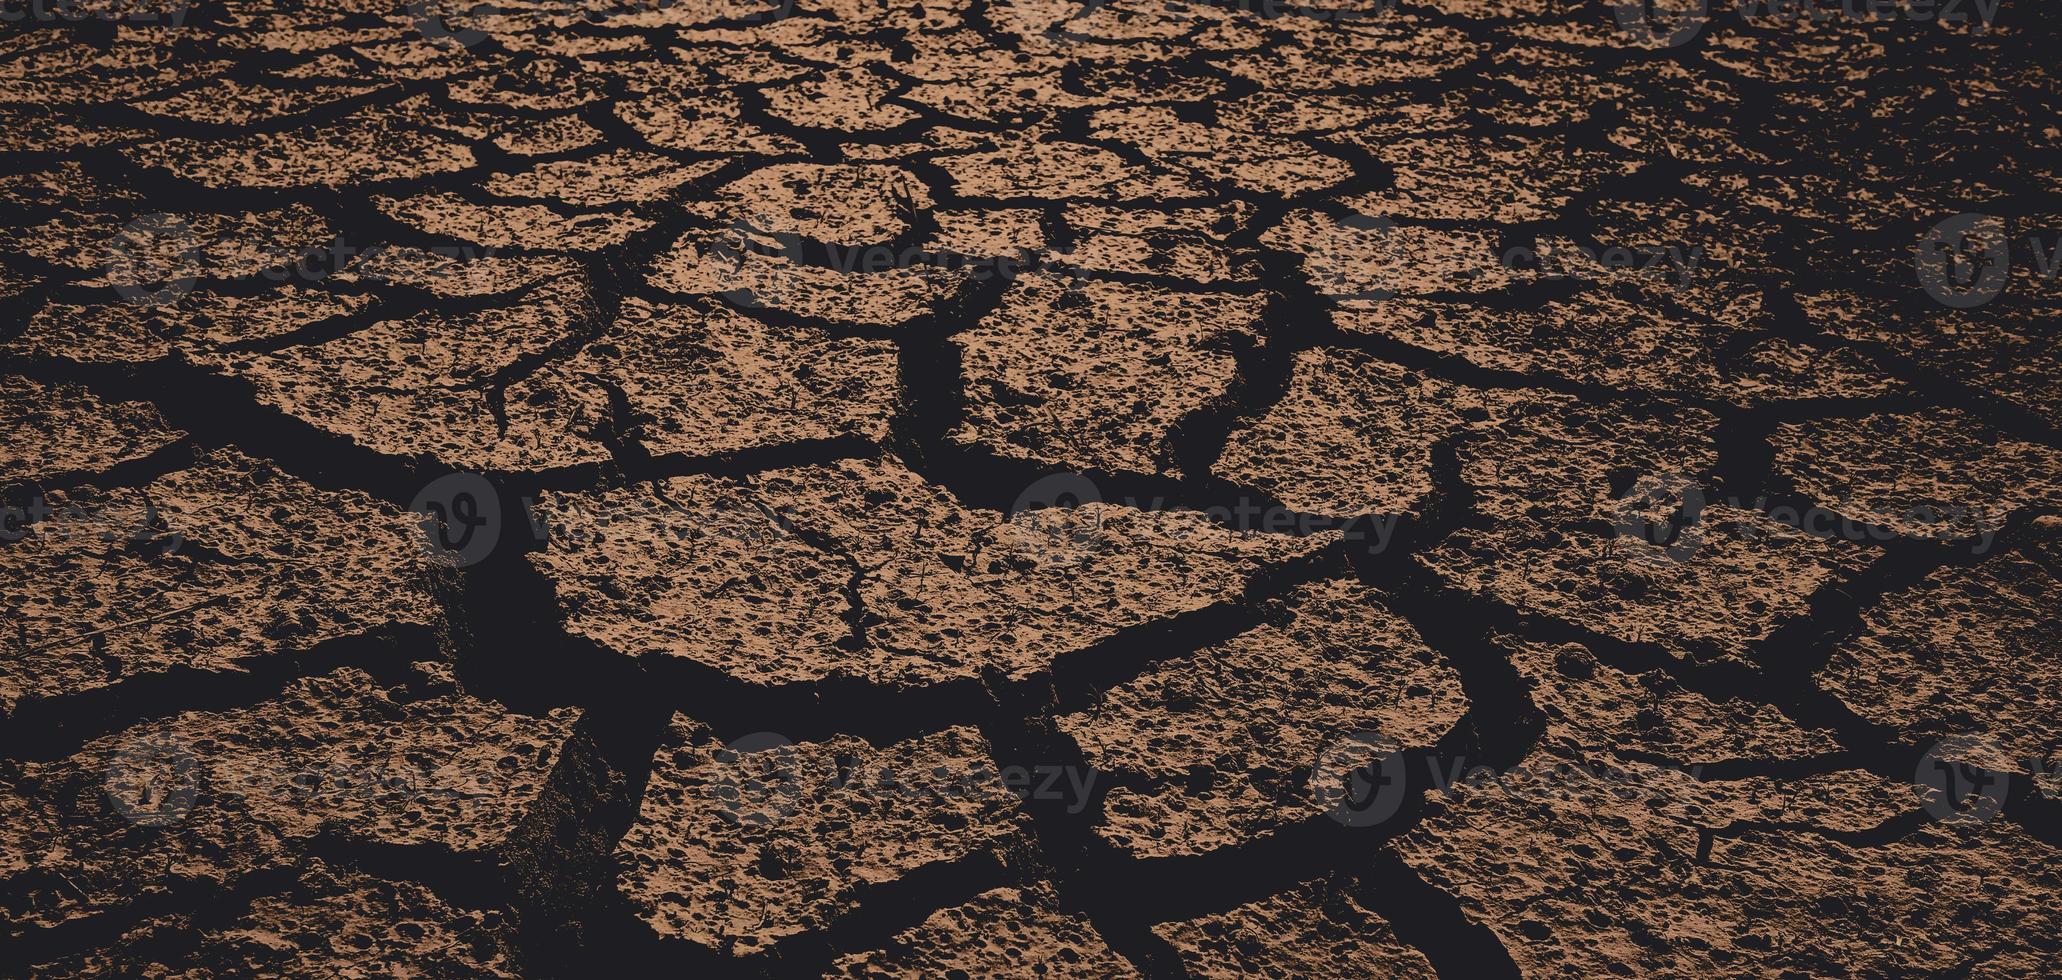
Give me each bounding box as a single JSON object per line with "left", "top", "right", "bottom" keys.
{"left": 3, "top": 0, "right": 2060, "bottom": 976}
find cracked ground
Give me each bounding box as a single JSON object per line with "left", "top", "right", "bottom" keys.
{"left": 4, "top": 0, "right": 2061, "bottom": 976}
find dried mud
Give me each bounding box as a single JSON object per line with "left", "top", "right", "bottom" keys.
{"left": 3, "top": 0, "right": 2059, "bottom": 977}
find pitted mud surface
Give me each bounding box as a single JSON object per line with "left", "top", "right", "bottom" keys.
{"left": 4, "top": 1, "right": 2060, "bottom": 977}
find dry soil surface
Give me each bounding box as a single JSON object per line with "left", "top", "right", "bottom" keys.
{"left": 3, "top": 0, "right": 2060, "bottom": 977}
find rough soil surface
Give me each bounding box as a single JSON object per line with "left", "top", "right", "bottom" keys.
{"left": 534, "top": 457, "right": 1331, "bottom": 690}
{"left": 1152, "top": 879, "right": 1435, "bottom": 979}
{"left": 1818, "top": 546, "right": 2062, "bottom": 778}
{"left": 1061, "top": 579, "right": 1466, "bottom": 858}
{"left": 829, "top": 883, "right": 1138, "bottom": 978}
{"left": 615, "top": 718, "right": 1028, "bottom": 959}
{"left": 1, "top": 449, "right": 442, "bottom": 739}
{"left": 4, "top": 0, "right": 2060, "bottom": 977}
{"left": 2, "top": 668, "right": 610, "bottom": 947}
{"left": 0, "top": 376, "right": 183, "bottom": 486}
{"left": 25, "top": 861, "right": 527, "bottom": 977}
{"left": 954, "top": 276, "right": 1267, "bottom": 478}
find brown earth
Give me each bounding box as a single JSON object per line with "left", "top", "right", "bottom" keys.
{"left": 3, "top": 0, "right": 2060, "bottom": 977}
